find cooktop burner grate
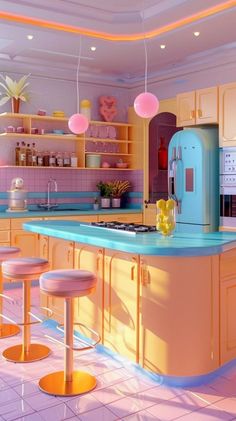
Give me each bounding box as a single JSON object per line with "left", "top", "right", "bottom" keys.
{"left": 90, "top": 221, "right": 157, "bottom": 234}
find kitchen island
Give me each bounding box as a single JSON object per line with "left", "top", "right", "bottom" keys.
{"left": 24, "top": 220, "right": 236, "bottom": 382}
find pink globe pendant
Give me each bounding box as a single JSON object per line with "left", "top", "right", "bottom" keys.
{"left": 68, "top": 113, "right": 89, "bottom": 134}
{"left": 134, "top": 92, "right": 159, "bottom": 118}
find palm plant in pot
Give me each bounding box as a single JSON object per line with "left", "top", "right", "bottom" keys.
{"left": 96, "top": 181, "right": 113, "bottom": 208}
{"left": 110, "top": 180, "right": 131, "bottom": 208}
{"left": 0, "top": 74, "right": 30, "bottom": 113}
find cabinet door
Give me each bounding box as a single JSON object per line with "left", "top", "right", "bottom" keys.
{"left": 196, "top": 87, "right": 218, "bottom": 124}
{"left": 220, "top": 277, "right": 236, "bottom": 364}
{"left": 219, "top": 83, "right": 236, "bottom": 146}
{"left": 11, "top": 230, "right": 39, "bottom": 257}
{"left": 140, "top": 255, "right": 219, "bottom": 376}
{"left": 48, "top": 237, "right": 74, "bottom": 322}
{"left": 104, "top": 250, "right": 139, "bottom": 363}
{"left": 74, "top": 243, "right": 104, "bottom": 341}
{"left": 176, "top": 91, "right": 195, "bottom": 127}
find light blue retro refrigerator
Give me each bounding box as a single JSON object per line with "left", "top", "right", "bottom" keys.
{"left": 168, "top": 127, "right": 219, "bottom": 233}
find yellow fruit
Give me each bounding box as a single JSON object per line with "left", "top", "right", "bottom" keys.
{"left": 166, "top": 199, "right": 175, "bottom": 210}
{"left": 156, "top": 199, "right": 166, "bottom": 210}
{"left": 164, "top": 215, "right": 174, "bottom": 224}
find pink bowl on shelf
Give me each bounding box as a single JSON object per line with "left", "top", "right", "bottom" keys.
{"left": 116, "top": 162, "right": 128, "bottom": 168}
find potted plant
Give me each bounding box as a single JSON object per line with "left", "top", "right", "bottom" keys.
{"left": 96, "top": 181, "right": 113, "bottom": 208}
{"left": 0, "top": 74, "right": 30, "bottom": 113}
{"left": 110, "top": 180, "right": 131, "bottom": 208}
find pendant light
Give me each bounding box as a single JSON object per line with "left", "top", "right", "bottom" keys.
{"left": 68, "top": 37, "right": 89, "bottom": 134}
{"left": 134, "top": 29, "right": 159, "bottom": 119}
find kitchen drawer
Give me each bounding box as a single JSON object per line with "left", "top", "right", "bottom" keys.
{"left": 98, "top": 213, "right": 143, "bottom": 223}
{"left": 0, "top": 230, "right": 10, "bottom": 243}
{"left": 11, "top": 217, "right": 42, "bottom": 230}
{"left": 0, "top": 219, "right": 10, "bottom": 230}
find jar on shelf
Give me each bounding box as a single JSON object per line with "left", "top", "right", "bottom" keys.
{"left": 37, "top": 151, "right": 43, "bottom": 167}
{"left": 70, "top": 153, "right": 78, "bottom": 167}
{"left": 49, "top": 151, "right": 56, "bottom": 167}
{"left": 63, "top": 152, "right": 70, "bottom": 167}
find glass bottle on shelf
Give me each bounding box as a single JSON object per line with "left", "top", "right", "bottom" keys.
{"left": 158, "top": 136, "right": 168, "bottom": 170}
{"left": 43, "top": 151, "right": 50, "bottom": 167}
{"left": 15, "top": 142, "right": 20, "bottom": 166}
{"left": 32, "top": 143, "right": 37, "bottom": 166}
{"left": 56, "top": 152, "right": 63, "bottom": 167}
{"left": 26, "top": 143, "right": 32, "bottom": 166}
{"left": 49, "top": 151, "right": 56, "bottom": 167}
{"left": 19, "top": 141, "right": 26, "bottom": 166}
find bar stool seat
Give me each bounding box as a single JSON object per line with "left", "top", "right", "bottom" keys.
{"left": 39, "top": 269, "right": 98, "bottom": 397}
{"left": 0, "top": 247, "right": 21, "bottom": 338}
{"left": 40, "top": 269, "right": 97, "bottom": 297}
{"left": 2, "top": 257, "right": 51, "bottom": 363}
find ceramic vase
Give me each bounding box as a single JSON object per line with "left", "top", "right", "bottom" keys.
{"left": 101, "top": 197, "right": 110, "bottom": 208}
{"left": 111, "top": 197, "right": 121, "bottom": 208}
{"left": 11, "top": 98, "right": 20, "bottom": 113}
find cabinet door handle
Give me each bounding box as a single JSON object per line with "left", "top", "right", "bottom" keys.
{"left": 96, "top": 249, "right": 103, "bottom": 272}
{"left": 197, "top": 109, "right": 202, "bottom": 118}
{"left": 190, "top": 110, "right": 195, "bottom": 119}
{"left": 42, "top": 242, "right": 47, "bottom": 258}
{"left": 67, "top": 243, "right": 74, "bottom": 263}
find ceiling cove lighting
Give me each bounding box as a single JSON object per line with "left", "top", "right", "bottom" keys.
{"left": 0, "top": 1, "right": 234, "bottom": 41}
{"left": 68, "top": 37, "right": 89, "bottom": 135}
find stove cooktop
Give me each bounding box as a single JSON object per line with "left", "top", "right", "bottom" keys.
{"left": 90, "top": 221, "right": 157, "bottom": 234}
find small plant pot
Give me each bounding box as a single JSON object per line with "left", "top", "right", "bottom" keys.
{"left": 101, "top": 197, "right": 110, "bottom": 208}
{"left": 112, "top": 197, "right": 121, "bottom": 208}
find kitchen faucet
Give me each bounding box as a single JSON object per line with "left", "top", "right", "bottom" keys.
{"left": 38, "top": 178, "right": 58, "bottom": 210}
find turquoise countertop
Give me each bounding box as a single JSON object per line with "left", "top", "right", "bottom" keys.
{"left": 0, "top": 207, "right": 141, "bottom": 219}
{"left": 24, "top": 219, "right": 236, "bottom": 256}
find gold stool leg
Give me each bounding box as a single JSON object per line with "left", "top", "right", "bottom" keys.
{"left": 3, "top": 280, "right": 51, "bottom": 363}
{"left": 0, "top": 267, "right": 20, "bottom": 339}
{"left": 39, "top": 297, "right": 96, "bottom": 396}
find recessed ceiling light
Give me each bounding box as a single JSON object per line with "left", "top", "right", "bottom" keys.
{"left": 27, "top": 35, "right": 34, "bottom": 40}
{"left": 193, "top": 31, "right": 200, "bottom": 37}
{"left": 90, "top": 46, "right": 96, "bottom": 51}
{"left": 160, "top": 44, "right": 166, "bottom": 49}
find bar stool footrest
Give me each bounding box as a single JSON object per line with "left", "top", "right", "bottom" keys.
{"left": 39, "top": 370, "right": 96, "bottom": 396}
{"left": 2, "top": 343, "right": 51, "bottom": 363}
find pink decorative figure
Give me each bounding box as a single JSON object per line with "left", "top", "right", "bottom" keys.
{"left": 68, "top": 113, "right": 89, "bottom": 134}
{"left": 134, "top": 92, "right": 159, "bottom": 118}
{"left": 99, "top": 96, "right": 117, "bottom": 122}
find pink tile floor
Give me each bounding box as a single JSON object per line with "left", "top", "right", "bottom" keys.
{"left": 1, "top": 286, "right": 236, "bottom": 420}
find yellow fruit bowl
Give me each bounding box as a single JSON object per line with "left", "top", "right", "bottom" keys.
{"left": 156, "top": 199, "right": 176, "bottom": 236}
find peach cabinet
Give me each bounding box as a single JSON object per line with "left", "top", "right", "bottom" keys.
{"left": 74, "top": 243, "right": 104, "bottom": 341}
{"left": 219, "top": 82, "right": 236, "bottom": 146}
{"left": 177, "top": 87, "right": 218, "bottom": 127}
{"left": 103, "top": 250, "right": 140, "bottom": 363}
{"left": 139, "top": 255, "right": 220, "bottom": 377}
{"left": 11, "top": 218, "right": 42, "bottom": 257}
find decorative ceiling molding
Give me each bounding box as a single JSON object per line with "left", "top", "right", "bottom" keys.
{"left": 0, "top": 0, "right": 235, "bottom": 41}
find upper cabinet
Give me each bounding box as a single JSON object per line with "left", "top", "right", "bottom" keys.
{"left": 176, "top": 87, "right": 218, "bottom": 127}
{"left": 219, "top": 83, "right": 236, "bottom": 147}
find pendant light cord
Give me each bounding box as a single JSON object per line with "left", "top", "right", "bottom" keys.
{"left": 76, "top": 36, "right": 82, "bottom": 113}
{"left": 141, "top": 6, "right": 148, "bottom": 93}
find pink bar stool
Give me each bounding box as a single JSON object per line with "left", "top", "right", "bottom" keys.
{"left": 0, "top": 246, "right": 21, "bottom": 338}
{"left": 39, "top": 269, "right": 99, "bottom": 396}
{"left": 2, "top": 257, "right": 51, "bottom": 363}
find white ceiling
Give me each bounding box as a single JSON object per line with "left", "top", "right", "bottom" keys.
{"left": 0, "top": 0, "right": 235, "bottom": 86}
